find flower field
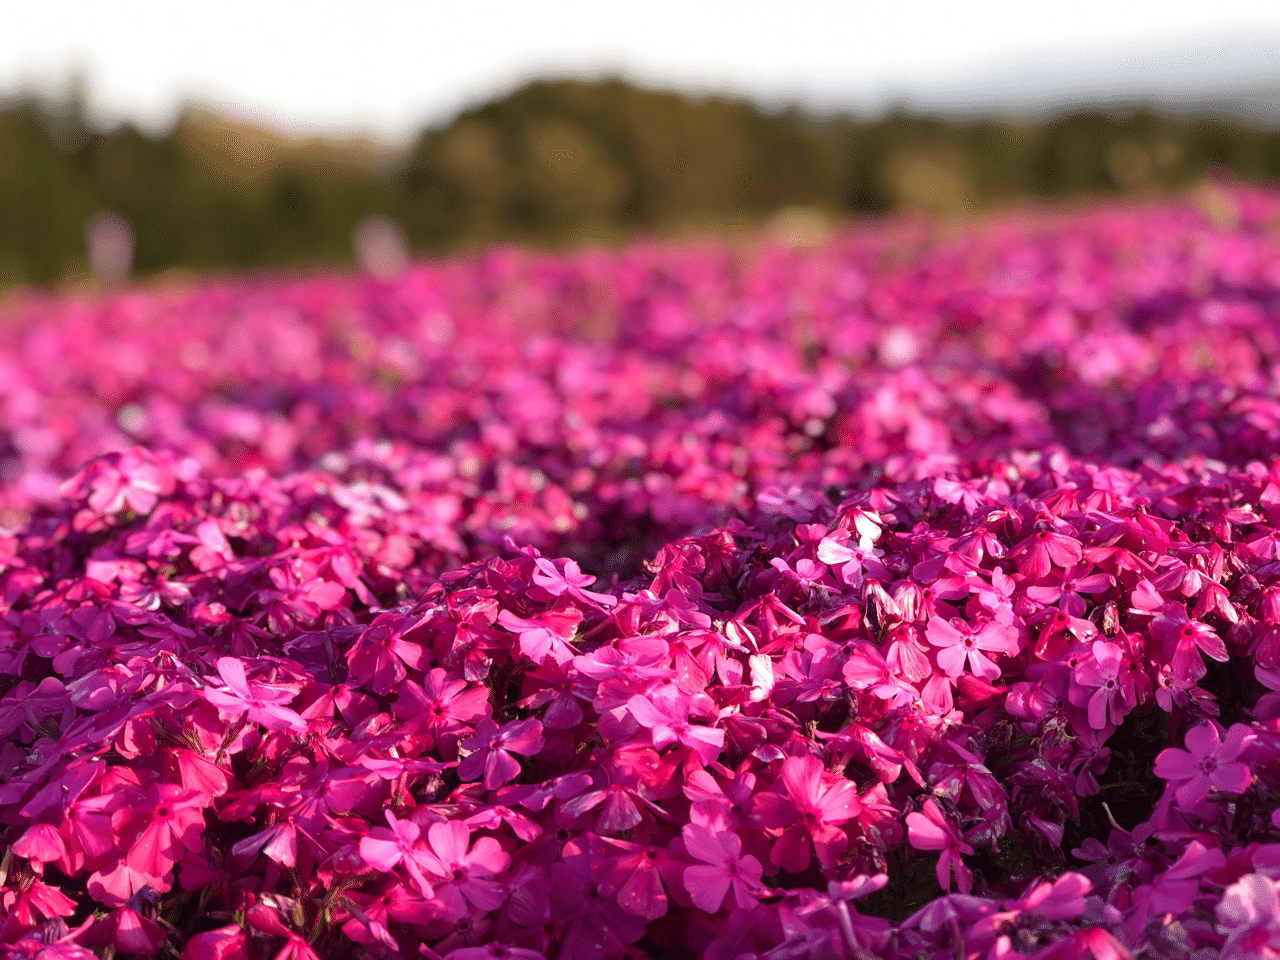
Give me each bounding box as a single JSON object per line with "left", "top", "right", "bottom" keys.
{"left": 5, "top": 186, "right": 1280, "bottom": 959}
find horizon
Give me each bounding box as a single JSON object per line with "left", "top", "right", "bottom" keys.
{"left": 5, "top": 1, "right": 1280, "bottom": 146}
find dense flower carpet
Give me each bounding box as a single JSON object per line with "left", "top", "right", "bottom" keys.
{"left": 5, "top": 186, "right": 1280, "bottom": 959}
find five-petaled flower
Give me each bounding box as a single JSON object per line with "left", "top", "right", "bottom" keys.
{"left": 459, "top": 718, "right": 546, "bottom": 789}
{"left": 1154, "top": 722, "right": 1255, "bottom": 807}
{"left": 751, "top": 755, "right": 862, "bottom": 872}
{"left": 926, "top": 616, "right": 1015, "bottom": 681}
{"left": 1071, "top": 639, "right": 1134, "bottom": 729}
{"left": 681, "top": 821, "right": 765, "bottom": 914}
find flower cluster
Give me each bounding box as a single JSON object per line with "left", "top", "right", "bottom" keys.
{"left": 2, "top": 186, "right": 1280, "bottom": 959}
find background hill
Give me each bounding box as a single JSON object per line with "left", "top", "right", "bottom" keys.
{"left": 4, "top": 77, "right": 1280, "bottom": 285}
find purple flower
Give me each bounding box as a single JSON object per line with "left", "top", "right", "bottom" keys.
{"left": 681, "top": 822, "right": 764, "bottom": 914}
{"left": 1151, "top": 603, "right": 1229, "bottom": 683}
{"left": 459, "top": 718, "right": 545, "bottom": 789}
{"left": 497, "top": 607, "right": 582, "bottom": 665}
{"left": 1153, "top": 722, "right": 1255, "bottom": 807}
{"left": 203, "top": 657, "right": 307, "bottom": 733}
{"left": 906, "top": 798, "right": 974, "bottom": 894}
{"left": 752, "top": 755, "right": 861, "bottom": 871}
{"left": 419, "top": 820, "right": 511, "bottom": 917}
{"left": 1070, "top": 639, "right": 1133, "bottom": 729}
{"left": 359, "top": 809, "right": 435, "bottom": 898}
{"left": 926, "top": 616, "right": 1014, "bottom": 680}
{"left": 626, "top": 692, "right": 724, "bottom": 765}
{"left": 531, "top": 557, "right": 617, "bottom": 608}
{"left": 1217, "top": 873, "right": 1280, "bottom": 960}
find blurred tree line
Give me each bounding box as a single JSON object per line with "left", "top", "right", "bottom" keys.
{"left": 3, "top": 77, "right": 1280, "bottom": 285}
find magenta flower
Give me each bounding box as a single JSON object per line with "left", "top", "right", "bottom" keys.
{"left": 184, "top": 925, "right": 247, "bottom": 960}
{"left": 681, "top": 822, "right": 764, "bottom": 914}
{"left": 1009, "top": 527, "right": 1083, "bottom": 579}
{"left": 1010, "top": 872, "right": 1091, "bottom": 920}
{"left": 926, "top": 616, "right": 1014, "bottom": 680}
{"left": 124, "top": 783, "right": 207, "bottom": 880}
{"left": 551, "top": 845, "right": 647, "bottom": 958}
{"left": 344, "top": 614, "right": 430, "bottom": 695}
{"left": 595, "top": 839, "right": 673, "bottom": 921}
{"left": 94, "top": 907, "right": 168, "bottom": 956}
{"left": 558, "top": 770, "right": 652, "bottom": 834}
{"left": 203, "top": 657, "right": 306, "bottom": 734}
{"left": 420, "top": 820, "right": 510, "bottom": 917}
{"left": 758, "top": 485, "right": 824, "bottom": 521}
{"left": 531, "top": 557, "right": 617, "bottom": 607}
{"left": 13, "top": 822, "right": 67, "bottom": 868}
{"left": 497, "top": 607, "right": 582, "bottom": 665}
{"left": 394, "top": 667, "right": 491, "bottom": 754}
{"left": 1070, "top": 639, "right": 1133, "bottom": 729}
{"left": 626, "top": 693, "right": 724, "bottom": 765}
{"left": 1217, "top": 873, "right": 1280, "bottom": 960}
{"left": 246, "top": 903, "right": 322, "bottom": 960}
{"left": 906, "top": 798, "right": 974, "bottom": 894}
{"left": 72, "top": 449, "right": 170, "bottom": 518}
{"left": 358, "top": 809, "right": 435, "bottom": 898}
{"left": 229, "top": 822, "right": 297, "bottom": 868}
{"left": 881, "top": 623, "right": 932, "bottom": 682}
{"left": 1154, "top": 722, "right": 1255, "bottom": 807}
{"left": 751, "top": 755, "right": 862, "bottom": 872}
{"left": 843, "top": 643, "right": 916, "bottom": 706}
{"left": 458, "top": 718, "right": 544, "bottom": 789}
{"left": 1146, "top": 840, "right": 1226, "bottom": 916}
{"left": 1150, "top": 603, "right": 1228, "bottom": 683}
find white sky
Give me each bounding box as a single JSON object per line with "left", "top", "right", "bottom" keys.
{"left": 4, "top": 0, "right": 1280, "bottom": 143}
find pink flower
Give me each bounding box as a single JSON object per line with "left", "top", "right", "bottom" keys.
{"left": 758, "top": 485, "right": 824, "bottom": 521}
{"left": 906, "top": 798, "right": 974, "bottom": 894}
{"left": 532, "top": 557, "right": 617, "bottom": 607}
{"left": 229, "top": 822, "right": 297, "bottom": 868}
{"left": 246, "top": 904, "right": 322, "bottom": 960}
{"left": 497, "top": 607, "right": 582, "bottom": 665}
{"left": 1070, "top": 639, "right": 1133, "bottom": 729}
{"left": 595, "top": 839, "right": 674, "bottom": 921}
{"left": 559, "top": 767, "right": 663, "bottom": 834}
{"left": 881, "top": 623, "right": 932, "bottom": 682}
{"left": 551, "top": 844, "right": 647, "bottom": 959}
{"left": 203, "top": 657, "right": 306, "bottom": 734}
{"left": 13, "top": 822, "right": 68, "bottom": 867}
{"left": 358, "top": 809, "right": 435, "bottom": 897}
{"left": 394, "top": 668, "right": 491, "bottom": 754}
{"left": 926, "top": 616, "right": 1014, "bottom": 680}
{"left": 95, "top": 907, "right": 168, "bottom": 956}
{"left": 1217, "top": 873, "right": 1280, "bottom": 960}
{"left": 1153, "top": 722, "right": 1255, "bottom": 807}
{"left": 345, "top": 613, "right": 430, "bottom": 695}
{"left": 1008, "top": 872, "right": 1090, "bottom": 920}
{"left": 751, "top": 755, "right": 862, "bottom": 872}
{"left": 459, "top": 718, "right": 545, "bottom": 789}
{"left": 843, "top": 643, "right": 916, "bottom": 706}
{"left": 626, "top": 692, "right": 724, "bottom": 765}
{"left": 70, "top": 449, "right": 171, "bottom": 519}
{"left": 125, "top": 783, "right": 207, "bottom": 879}
{"left": 1150, "top": 603, "right": 1228, "bottom": 683}
{"left": 420, "top": 820, "right": 510, "bottom": 917}
{"left": 1146, "top": 840, "right": 1226, "bottom": 915}
{"left": 1009, "top": 527, "right": 1082, "bottom": 579}
{"left": 681, "top": 822, "right": 764, "bottom": 914}
{"left": 184, "top": 924, "right": 248, "bottom": 960}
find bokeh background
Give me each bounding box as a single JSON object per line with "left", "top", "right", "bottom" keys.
{"left": 3, "top": 0, "right": 1280, "bottom": 286}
